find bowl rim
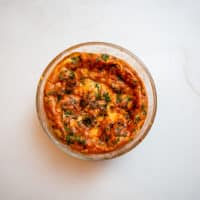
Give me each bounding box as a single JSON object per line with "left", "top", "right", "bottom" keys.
{"left": 36, "top": 41, "right": 157, "bottom": 160}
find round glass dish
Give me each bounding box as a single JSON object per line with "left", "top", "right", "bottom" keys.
{"left": 36, "top": 42, "right": 157, "bottom": 160}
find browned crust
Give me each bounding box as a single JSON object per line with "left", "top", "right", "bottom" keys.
{"left": 43, "top": 52, "right": 148, "bottom": 154}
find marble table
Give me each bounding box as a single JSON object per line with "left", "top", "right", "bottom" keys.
{"left": 0, "top": 1, "right": 200, "bottom": 199}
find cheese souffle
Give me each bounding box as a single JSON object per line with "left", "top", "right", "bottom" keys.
{"left": 43, "top": 52, "right": 148, "bottom": 154}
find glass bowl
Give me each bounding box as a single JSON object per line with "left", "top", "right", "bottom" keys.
{"left": 36, "top": 42, "right": 157, "bottom": 160}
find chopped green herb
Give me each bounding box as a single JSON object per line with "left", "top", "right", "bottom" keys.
{"left": 66, "top": 134, "right": 86, "bottom": 146}
{"left": 64, "top": 126, "right": 70, "bottom": 132}
{"left": 71, "top": 56, "right": 80, "bottom": 64}
{"left": 64, "top": 125, "right": 73, "bottom": 134}
{"left": 65, "top": 127, "right": 74, "bottom": 144}
{"left": 126, "top": 96, "right": 132, "bottom": 102}
{"left": 134, "top": 115, "right": 141, "bottom": 124}
{"left": 101, "top": 54, "right": 109, "bottom": 62}
{"left": 75, "top": 136, "right": 86, "bottom": 145}
{"left": 103, "top": 92, "right": 111, "bottom": 103}
{"left": 64, "top": 110, "right": 72, "bottom": 116}
{"left": 95, "top": 83, "right": 100, "bottom": 89}
{"left": 95, "top": 83, "right": 101, "bottom": 100}
{"left": 69, "top": 70, "right": 75, "bottom": 79}
{"left": 66, "top": 135, "right": 72, "bottom": 145}
{"left": 59, "top": 69, "right": 75, "bottom": 80}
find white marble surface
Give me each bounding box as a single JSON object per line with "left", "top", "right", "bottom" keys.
{"left": 0, "top": 0, "right": 200, "bottom": 199}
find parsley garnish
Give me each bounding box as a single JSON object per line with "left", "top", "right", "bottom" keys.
{"left": 71, "top": 56, "right": 80, "bottom": 64}
{"left": 103, "top": 92, "right": 111, "bottom": 103}
{"left": 64, "top": 110, "right": 72, "bottom": 116}
{"left": 95, "top": 83, "right": 100, "bottom": 89}
{"left": 66, "top": 135, "right": 72, "bottom": 145}
{"left": 69, "top": 70, "right": 75, "bottom": 79}
{"left": 64, "top": 125, "right": 74, "bottom": 134}
{"left": 134, "top": 115, "right": 141, "bottom": 124}
{"left": 75, "top": 136, "right": 86, "bottom": 145}
{"left": 126, "top": 96, "right": 132, "bottom": 102}
{"left": 101, "top": 54, "right": 109, "bottom": 62}
{"left": 95, "top": 83, "right": 101, "bottom": 100}
{"left": 65, "top": 126, "right": 74, "bottom": 144}
{"left": 64, "top": 125, "right": 70, "bottom": 132}
{"left": 66, "top": 134, "right": 86, "bottom": 146}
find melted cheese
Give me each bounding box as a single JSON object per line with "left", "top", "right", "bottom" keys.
{"left": 44, "top": 52, "right": 148, "bottom": 154}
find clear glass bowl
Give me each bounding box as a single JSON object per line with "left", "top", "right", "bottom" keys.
{"left": 36, "top": 42, "right": 157, "bottom": 160}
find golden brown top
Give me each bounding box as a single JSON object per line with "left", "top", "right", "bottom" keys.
{"left": 44, "top": 52, "right": 148, "bottom": 154}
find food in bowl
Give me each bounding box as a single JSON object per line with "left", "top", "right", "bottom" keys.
{"left": 43, "top": 52, "right": 148, "bottom": 154}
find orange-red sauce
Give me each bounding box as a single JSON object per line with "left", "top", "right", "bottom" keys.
{"left": 44, "top": 52, "right": 148, "bottom": 154}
